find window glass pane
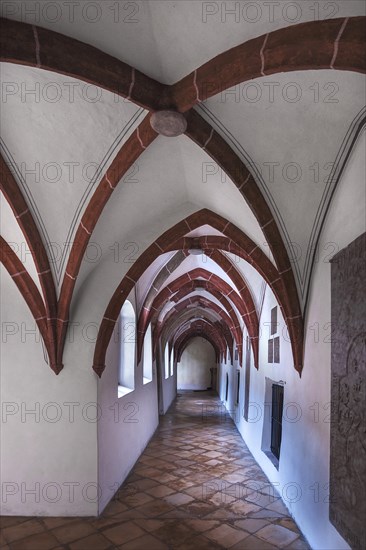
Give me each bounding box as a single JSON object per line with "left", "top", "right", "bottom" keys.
{"left": 119, "top": 301, "right": 135, "bottom": 391}
{"left": 143, "top": 324, "right": 153, "bottom": 384}
{"left": 274, "top": 336, "right": 280, "bottom": 363}
{"left": 268, "top": 338, "right": 274, "bottom": 363}
{"left": 271, "top": 306, "right": 277, "bottom": 335}
{"left": 164, "top": 344, "right": 169, "bottom": 379}
{"left": 271, "top": 384, "right": 284, "bottom": 460}
{"left": 236, "top": 371, "right": 240, "bottom": 404}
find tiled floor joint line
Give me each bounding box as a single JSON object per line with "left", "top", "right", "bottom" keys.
{"left": 1, "top": 391, "right": 310, "bottom": 549}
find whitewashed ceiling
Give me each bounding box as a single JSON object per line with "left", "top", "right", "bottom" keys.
{"left": 1, "top": 0, "right": 365, "bottom": 321}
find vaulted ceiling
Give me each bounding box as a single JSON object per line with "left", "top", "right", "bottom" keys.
{"left": 1, "top": 1, "right": 365, "bottom": 376}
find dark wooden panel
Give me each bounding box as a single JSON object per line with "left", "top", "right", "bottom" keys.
{"left": 243, "top": 336, "right": 250, "bottom": 421}
{"left": 329, "top": 232, "right": 366, "bottom": 549}
{"left": 274, "top": 337, "right": 280, "bottom": 363}
{"left": 271, "top": 384, "right": 284, "bottom": 460}
{"left": 271, "top": 306, "right": 278, "bottom": 335}
{"left": 268, "top": 339, "right": 274, "bottom": 363}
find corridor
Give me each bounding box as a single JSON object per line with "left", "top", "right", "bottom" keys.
{"left": 1, "top": 392, "right": 310, "bottom": 550}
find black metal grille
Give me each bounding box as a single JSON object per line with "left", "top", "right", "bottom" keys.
{"left": 274, "top": 336, "right": 280, "bottom": 363}
{"left": 268, "top": 338, "right": 274, "bottom": 363}
{"left": 271, "top": 383, "right": 284, "bottom": 460}
{"left": 236, "top": 371, "right": 240, "bottom": 404}
{"left": 271, "top": 306, "right": 277, "bottom": 335}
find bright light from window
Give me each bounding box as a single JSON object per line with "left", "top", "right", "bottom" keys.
{"left": 164, "top": 344, "right": 169, "bottom": 379}
{"left": 143, "top": 323, "right": 153, "bottom": 384}
{"left": 170, "top": 348, "right": 174, "bottom": 376}
{"left": 118, "top": 300, "right": 135, "bottom": 397}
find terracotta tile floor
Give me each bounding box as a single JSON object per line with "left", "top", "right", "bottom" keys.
{"left": 1, "top": 391, "right": 310, "bottom": 549}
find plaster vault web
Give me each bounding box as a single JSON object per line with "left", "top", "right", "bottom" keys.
{"left": 0, "top": 14, "right": 365, "bottom": 376}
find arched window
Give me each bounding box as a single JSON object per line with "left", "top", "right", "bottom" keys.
{"left": 143, "top": 323, "right": 153, "bottom": 384}
{"left": 170, "top": 348, "right": 174, "bottom": 376}
{"left": 164, "top": 344, "right": 169, "bottom": 379}
{"left": 118, "top": 300, "right": 135, "bottom": 396}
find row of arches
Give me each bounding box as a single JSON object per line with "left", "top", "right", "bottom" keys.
{"left": 1, "top": 15, "right": 365, "bottom": 378}
{"left": 93, "top": 209, "right": 303, "bottom": 377}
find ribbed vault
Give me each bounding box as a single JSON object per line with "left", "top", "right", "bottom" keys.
{"left": 1, "top": 13, "right": 365, "bottom": 378}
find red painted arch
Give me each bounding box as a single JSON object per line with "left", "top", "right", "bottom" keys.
{"left": 185, "top": 110, "right": 299, "bottom": 297}
{"left": 0, "top": 18, "right": 168, "bottom": 111}
{"left": 93, "top": 209, "right": 302, "bottom": 376}
{"left": 171, "top": 17, "right": 366, "bottom": 111}
{"left": 156, "top": 298, "right": 238, "bottom": 360}
{"left": 171, "top": 315, "right": 233, "bottom": 363}
{"left": 0, "top": 153, "right": 58, "bottom": 369}
{"left": 0, "top": 236, "right": 60, "bottom": 371}
{"left": 154, "top": 294, "right": 241, "bottom": 353}
{"left": 163, "top": 233, "right": 302, "bottom": 368}
{"left": 137, "top": 247, "right": 257, "bottom": 364}
{"left": 2, "top": 16, "right": 364, "bottom": 374}
{"left": 176, "top": 333, "right": 221, "bottom": 364}
{"left": 174, "top": 323, "right": 225, "bottom": 363}
{"left": 139, "top": 251, "right": 188, "bottom": 316}
{"left": 145, "top": 269, "right": 256, "bottom": 365}
{"left": 2, "top": 17, "right": 364, "bottom": 114}
{"left": 56, "top": 116, "right": 157, "bottom": 365}
{"left": 152, "top": 280, "right": 246, "bottom": 365}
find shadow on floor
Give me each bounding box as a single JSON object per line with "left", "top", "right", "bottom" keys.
{"left": 1, "top": 391, "right": 310, "bottom": 549}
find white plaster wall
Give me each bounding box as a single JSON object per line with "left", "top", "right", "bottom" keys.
{"left": 160, "top": 356, "right": 177, "bottom": 415}
{"left": 0, "top": 266, "right": 98, "bottom": 516}
{"left": 1, "top": 82, "right": 363, "bottom": 526}
{"left": 97, "top": 291, "right": 159, "bottom": 513}
{"left": 177, "top": 337, "right": 217, "bottom": 390}
{"left": 218, "top": 130, "right": 365, "bottom": 550}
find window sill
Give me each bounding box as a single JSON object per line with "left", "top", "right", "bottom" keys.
{"left": 263, "top": 450, "right": 279, "bottom": 470}
{"left": 143, "top": 377, "right": 152, "bottom": 385}
{"left": 118, "top": 385, "right": 134, "bottom": 398}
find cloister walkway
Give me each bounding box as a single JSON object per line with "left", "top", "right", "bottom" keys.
{"left": 1, "top": 392, "right": 310, "bottom": 549}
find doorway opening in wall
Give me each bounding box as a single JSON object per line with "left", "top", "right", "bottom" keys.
{"left": 225, "top": 373, "right": 229, "bottom": 401}
{"left": 261, "top": 377, "right": 285, "bottom": 469}
{"left": 270, "top": 383, "right": 284, "bottom": 460}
